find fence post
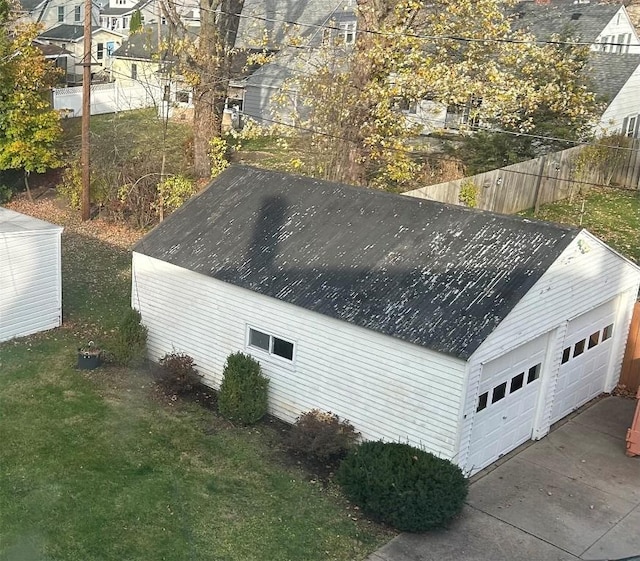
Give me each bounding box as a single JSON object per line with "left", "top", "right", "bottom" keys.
{"left": 533, "top": 155, "right": 547, "bottom": 215}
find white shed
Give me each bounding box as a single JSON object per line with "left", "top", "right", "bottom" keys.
{"left": 0, "top": 207, "right": 63, "bottom": 343}
{"left": 131, "top": 166, "right": 640, "bottom": 475}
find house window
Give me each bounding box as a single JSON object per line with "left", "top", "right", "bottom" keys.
{"left": 626, "top": 116, "right": 637, "bottom": 138}
{"left": 602, "top": 324, "right": 613, "bottom": 341}
{"left": 161, "top": 15, "right": 167, "bottom": 25}
{"left": 57, "top": 6, "right": 64, "bottom": 21}
{"left": 573, "top": 339, "right": 586, "bottom": 358}
{"left": 476, "top": 392, "right": 488, "bottom": 412}
{"left": 492, "top": 382, "right": 507, "bottom": 404}
{"left": 340, "top": 21, "right": 357, "bottom": 45}
{"left": 248, "top": 327, "right": 295, "bottom": 361}
{"left": 74, "top": 5, "right": 81, "bottom": 21}
{"left": 123, "top": 16, "right": 129, "bottom": 28}
{"left": 561, "top": 347, "right": 571, "bottom": 364}
{"left": 527, "top": 363, "right": 541, "bottom": 383}
{"left": 96, "top": 43, "right": 104, "bottom": 60}
{"left": 131, "top": 63, "right": 137, "bottom": 80}
{"left": 106, "top": 41, "right": 115, "bottom": 56}
{"left": 175, "top": 89, "right": 190, "bottom": 104}
{"left": 510, "top": 372, "right": 524, "bottom": 393}
{"left": 588, "top": 331, "right": 600, "bottom": 349}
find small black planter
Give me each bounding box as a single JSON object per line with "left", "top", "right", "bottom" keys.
{"left": 77, "top": 351, "right": 101, "bottom": 370}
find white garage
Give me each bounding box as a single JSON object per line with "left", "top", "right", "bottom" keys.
{"left": 0, "top": 207, "right": 63, "bottom": 343}
{"left": 131, "top": 166, "right": 640, "bottom": 476}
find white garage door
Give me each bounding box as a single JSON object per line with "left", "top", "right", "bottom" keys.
{"left": 467, "top": 334, "right": 548, "bottom": 473}
{"left": 550, "top": 299, "right": 618, "bottom": 424}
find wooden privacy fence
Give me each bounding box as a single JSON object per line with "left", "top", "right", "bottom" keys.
{"left": 620, "top": 302, "right": 640, "bottom": 393}
{"left": 404, "top": 139, "right": 640, "bottom": 215}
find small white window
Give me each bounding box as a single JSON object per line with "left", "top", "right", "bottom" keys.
{"left": 74, "top": 5, "right": 81, "bottom": 21}
{"left": 340, "top": 21, "right": 356, "bottom": 45}
{"left": 626, "top": 115, "right": 637, "bottom": 138}
{"left": 247, "top": 327, "right": 295, "bottom": 361}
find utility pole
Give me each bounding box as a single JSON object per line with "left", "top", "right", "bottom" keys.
{"left": 81, "top": 0, "right": 92, "bottom": 221}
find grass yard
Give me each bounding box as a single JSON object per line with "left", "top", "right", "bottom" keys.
{"left": 0, "top": 199, "right": 392, "bottom": 561}
{"left": 520, "top": 187, "right": 640, "bottom": 263}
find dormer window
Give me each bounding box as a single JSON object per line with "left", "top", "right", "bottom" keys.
{"left": 340, "top": 21, "right": 356, "bottom": 45}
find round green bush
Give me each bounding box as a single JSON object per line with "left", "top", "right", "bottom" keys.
{"left": 218, "top": 352, "right": 269, "bottom": 425}
{"left": 336, "top": 441, "right": 468, "bottom": 532}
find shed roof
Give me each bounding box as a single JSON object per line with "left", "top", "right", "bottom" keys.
{"left": 134, "top": 166, "right": 579, "bottom": 359}
{"left": 0, "top": 207, "right": 63, "bottom": 234}
{"left": 38, "top": 25, "right": 121, "bottom": 41}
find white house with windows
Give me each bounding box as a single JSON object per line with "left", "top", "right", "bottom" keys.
{"left": 131, "top": 166, "right": 640, "bottom": 476}
{"left": 38, "top": 25, "right": 124, "bottom": 80}
{"left": 15, "top": 0, "right": 100, "bottom": 31}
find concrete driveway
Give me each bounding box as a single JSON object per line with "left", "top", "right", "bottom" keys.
{"left": 366, "top": 396, "right": 640, "bottom": 561}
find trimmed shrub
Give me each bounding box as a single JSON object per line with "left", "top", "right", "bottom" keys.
{"left": 287, "top": 409, "right": 360, "bottom": 463}
{"left": 336, "top": 441, "right": 468, "bottom": 532}
{"left": 108, "top": 308, "right": 147, "bottom": 366}
{"left": 218, "top": 352, "right": 268, "bottom": 425}
{"left": 158, "top": 352, "right": 201, "bottom": 394}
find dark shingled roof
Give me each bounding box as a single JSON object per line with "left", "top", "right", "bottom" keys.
{"left": 39, "top": 24, "right": 102, "bottom": 41}
{"left": 134, "top": 166, "right": 579, "bottom": 359}
{"left": 510, "top": 2, "right": 620, "bottom": 42}
{"left": 586, "top": 53, "right": 640, "bottom": 103}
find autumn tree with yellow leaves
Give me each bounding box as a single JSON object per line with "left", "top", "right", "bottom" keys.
{"left": 0, "top": 0, "right": 62, "bottom": 199}
{"left": 291, "top": 0, "right": 600, "bottom": 190}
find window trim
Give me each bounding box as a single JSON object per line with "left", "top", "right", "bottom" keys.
{"left": 247, "top": 326, "right": 296, "bottom": 363}
{"left": 57, "top": 5, "right": 64, "bottom": 21}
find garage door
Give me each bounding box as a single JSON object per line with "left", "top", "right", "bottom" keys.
{"left": 550, "top": 300, "right": 618, "bottom": 424}
{"left": 467, "top": 334, "right": 548, "bottom": 473}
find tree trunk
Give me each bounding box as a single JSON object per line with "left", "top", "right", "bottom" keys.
{"left": 23, "top": 171, "right": 33, "bottom": 202}
{"left": 192, "top": 0, "right": 244, "bottom": 178}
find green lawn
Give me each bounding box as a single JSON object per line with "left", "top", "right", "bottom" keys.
{"left": 0, "top": 215, "right": 391, "bottom": 560}
{"left": 520, "top": 187, "right": 640, "bottom": 263}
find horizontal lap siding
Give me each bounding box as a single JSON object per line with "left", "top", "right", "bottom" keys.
{"left": 0, "top": 233, "right": 62, "bottom": 342}
{"left": 457, "top": 231, "right": 640, "bottom": 469}
{"left": 132, "top": 253, "right": 466, "bottom": 458}
{"left": 599, "top": 68, "right": 640, "bottom": 133}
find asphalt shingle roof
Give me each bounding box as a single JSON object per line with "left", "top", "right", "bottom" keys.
{"left": 510, "top": 2, "right": 621, "bottom": 42}
{"left": 586, "top": 52, "right": 640, "bottom": 103}
{"left": 38, "top": 24, "right": 101, "bottom": 41}
{"left": 135, "top": 166, "right": 579, "bottom": 359}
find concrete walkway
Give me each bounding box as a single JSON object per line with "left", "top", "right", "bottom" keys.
{"left": 366, "top": 397, "right": 640, "bottom": 561}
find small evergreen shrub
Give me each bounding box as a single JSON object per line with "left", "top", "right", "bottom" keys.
{"left": 109, "top": 308, "right": 148, "bottom": 366}
{"left": 287, "top": 409, "right": 360, "bottom": 463}
{"left": 158, "top": 352, "right": 201, "bottom": 394}
{"left": 336, "top": 441, "right": 468, "bottom": 532}
{"left": 218, "top": 352, "right": 269, "bottom": 425}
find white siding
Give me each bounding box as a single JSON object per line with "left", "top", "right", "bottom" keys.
{"left": 132, "top": 252, "right": 467, "bottom": 459}
{"left": 597, "top": 66, "right": 640, "bottom": 137}
{"left": 0, "top": 231, "right": 63, "bottom": 342}
{"left": 457, "top": 231, "right": 640, "bottom": 471}
{"left": 594, "top": 8, "right": 640, "bottom": 54}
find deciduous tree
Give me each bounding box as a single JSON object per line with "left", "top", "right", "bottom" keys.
{"left": 291, "top": 0, "right": 599, "bottom": 189}
{"left": 0, "top": 3, "right": 62, "bottom": 199}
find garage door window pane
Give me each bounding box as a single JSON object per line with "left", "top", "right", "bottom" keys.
{"left": 588, "top": 331, "right": 600, "bottom": 349}
{"left": 510, "top": 372, "right": 524, "bottom": 393}
{"left": 573, "top": 339, "right": 585, "bottom": 358}
{"left": 492, "top": 382, "right": 507, "bottom": 404}
{"left": 273, "top": 337, "right": 294, "bottom": 360}
{"left": 562, "top": 347, "right": 571, "bottom": 364}
{"left": 527, "top": 363, "right": 540, "bottom": 383}
{"left": 249, "top": 328, "right": 270, "bottom": 351}
{"left": 477, "top": 392, "right": 488, "bottom": 412}
{"left": 602, "top": 324, "right": 613, "bottom": 341}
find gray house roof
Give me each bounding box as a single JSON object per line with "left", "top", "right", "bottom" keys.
{"left": 236, "top": 0, "right": 355, "bottom": 49}
{"left": 510, "top": 3, "right": 621, "bottom": 42}
{"left": 0, "top": 207, "right": 63, "bottom": 234}
{"left": 134, "top": 166, "right": 580, "bottom": 360}
{"left": 586, "top": 53, "right": 640, "bottom": 103}
{"left": 39, "top": 24, "right": 102, "bottom": 41}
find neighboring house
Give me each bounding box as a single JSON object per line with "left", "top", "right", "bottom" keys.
{"left": 588, "top": 53, "right": 640, "bottom": 138}
{"left": 98, "top": 0, "right": 199, "bottom": 36}
{"left": 511, "top": 1, "right": 640, "bottom": 54}
{"left": 241, "top": 0, "right": 357, "bottom": 125}
{"left": 37, "top": 25, "right": 124, "bottom": 81}
{"left": 15, "top": 0, "right": 99, "bottom": 31}
{"left": 131, "top": 165, "right": 640, "bottom": 476}
{"left": 406, "top": 2, "right": 640, "bottom": 134}
{"left": 34, "top": 40, "right": 73, "bottom": 85}
{"left": 0, "top": 208, "right": 63, "bottom": 343}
